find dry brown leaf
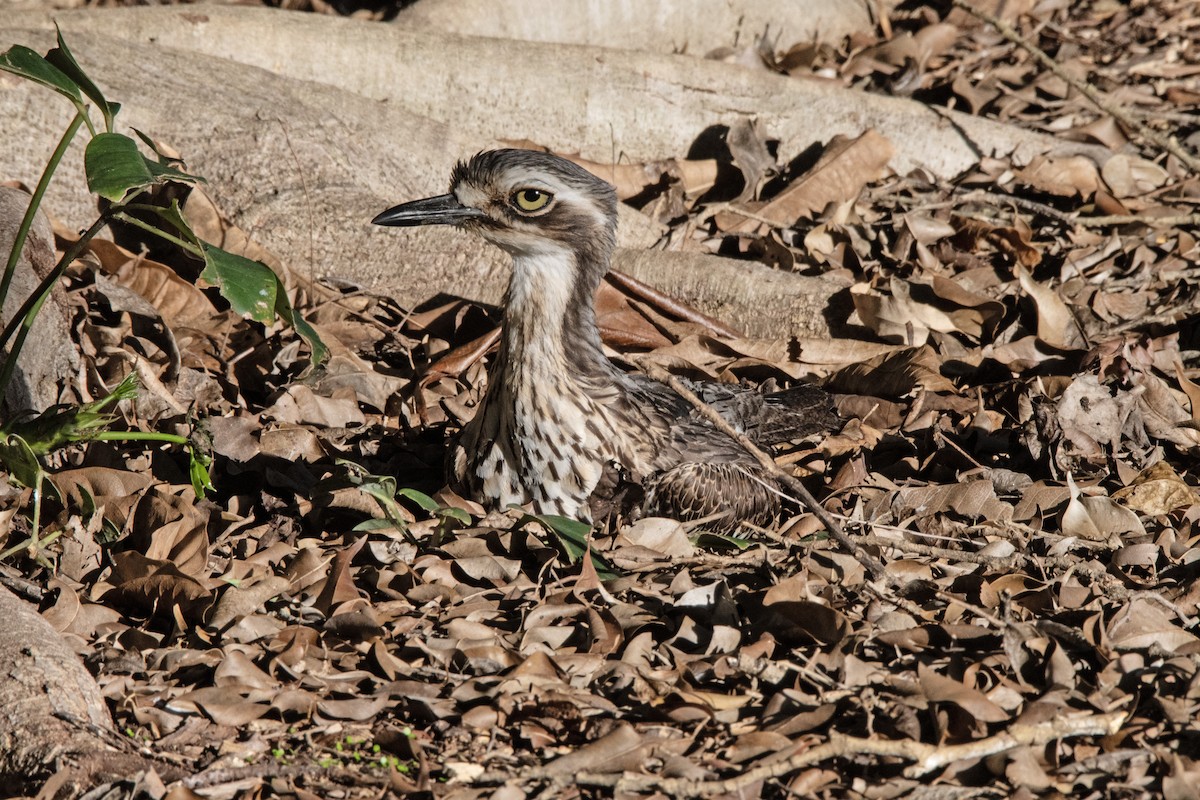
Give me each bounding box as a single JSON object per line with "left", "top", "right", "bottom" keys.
{"left": 261, "top": 384, "right": 365, "bottom": 428}
{"left": 827, "top": 344, "right": 957, "bottom": 397}
{"left": 1135, "top": 369, "right": 1200, "bottom": 450}
{"left": 1015, "top": 265, "right": 1082, "bottom": 350}
{"left": 183, "top": 187, "right": 285, "bottom": 275}
{"left": 86, "top": 238, "right": 218, "bottom": 327}
{"left": 729, "top": 130, "right": 894, "bottom": 231}
{"left": 208, "top": 575, "right": 292, "bottom": 632}
{"left": 1060, "top": 473, "right": 1145, "bottom": 544}
{"left": 1101, "top": 154, "right": 1170, "bottom": 199}
{"left": 169, "top": 686, "right": 271, "bottom": 726}
{"left": 1014, "top": 154, "right": 1100, "bottom": 197}
{"left": 1108, "top": 598, "right": 1199, "bottom": 652}
{"left": 917, "top": 662, "right": 1010, "bottom": 723}
{"left": 129, "top": 488, "right": 210, "bottom": 580}
{"left": 615, "top": 517, "right": 695, "bottom": 558}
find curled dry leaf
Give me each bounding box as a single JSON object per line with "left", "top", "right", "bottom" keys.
{"left": 1014, "top": 154, "right": 1100, "bottom": 197}
{"left": 207, "top": 575, "right": 291, "bottom": 632}
{"left": 725, "top": 130, "right": 895, "bottom": 232}
{"left": 1112, "top": 461, "right": 1199, "bottom": 516}
{"left": 1015, "top": 265, "right": 1083, "bottom": 350}
{"left": 1060, "top": 473, "right": 1145, "bottom": 544}
{"left": 1101, "top": 154, "right": 1170, "bottom": 199}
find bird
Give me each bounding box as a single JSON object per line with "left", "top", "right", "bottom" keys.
{"left": 373, "top": 149, "right": 835, "bottom": 528}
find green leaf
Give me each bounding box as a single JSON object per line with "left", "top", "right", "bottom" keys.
{"left": 352, "top": 518, "right": 400, "bottom": 533}
{"left": 398, "top": 487, "right": 440, "bottom": 513}
{"left": 524, "top": 512, "right": 593, "bottom": 554}
{"left": 274, "top": 288, "right": 329, "bottom": 369}
{"left": 352, "top": 473, "right": 414, "bottom": 535}
{"left": 199, "top": 243, "right": 327, "bottom": 368}
{"left": 45, "top": 27, "right": 119, "bottom": 129}
{"left": 694, "top": 531, "right": 755, "bottom": 550}
{"left": 189, "top": 448, "right": 214, "bottom": 499}
{"left": 0, "top": 433, "right": 44, "bottom": 489}
{"left": 437, "top": 506, "right": 471, "bottom": 525}
{"left": 0, "top": 44, "right": 83, "bottom": 105}
{"left": 515, "top": 510, "right": 617, "bottom": 577}
{"left": 199, "top": 244, "right": 278, "bottom": 322}
{"left": 131, "top": 128, "right": 202, "bottom": 179}
{"left": 85, "top": 132, "right": 195, "bottom": 203}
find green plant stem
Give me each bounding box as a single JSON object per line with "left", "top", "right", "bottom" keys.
{"left": 0, "top": 112, "right": 85, "bottom": 321}
{"left": 0, "top": 473, "right": 43, "bottom": 560}
{"left": 112, "top": 209, "right": 203, "bottom": 258}
{"left": 91, "top": 430, "right": 189, "bottom": 444}
{"left": 0, "top": 214, "right": 109, "bottom": 392}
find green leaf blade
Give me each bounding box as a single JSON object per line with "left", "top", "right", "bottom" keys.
{"left": 0, "top": 44, "right": 83, "bottom": 104}
{"left": 85, "top": 132, "right": 154, "bottom": 202}
{"left": 199, "top": 245, "right": 279, "bottom": 323}
{"left": 85, "top": 133, "right": 197, "bottom": 203}
{"left": 200, "top": 244, "right": 327, "bottom": 368}
{"left": 46, "top": 26, "right": 118, "bottom": 129}
{"left": 273, "top": 289, "right": 329, "bottom": 368}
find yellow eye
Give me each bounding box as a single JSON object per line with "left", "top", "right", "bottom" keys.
{"left": 511, "top": 188, "right": 552, "bottom": 213}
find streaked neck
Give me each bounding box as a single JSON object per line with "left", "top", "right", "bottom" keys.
{"left": 499, "top": 247, "right": 611, "bottom": 380}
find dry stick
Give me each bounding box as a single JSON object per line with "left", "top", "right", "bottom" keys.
{"left": 959, "top": 189, "right": 1078, "bottom": 227}
{"left": 951, "top": 0, "right": 1200, "bottom": 175}
{"left": 470, "top": 710, "right": 1128, "bottom": 795}
{"left": 1073, "top": 212, "right": 1200, "bottom": 227}
{"left": 631, "top": 359, "right": 891, "bottom": 583}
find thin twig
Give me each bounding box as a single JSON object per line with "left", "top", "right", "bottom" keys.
{"left": 951, "top": 0, "right": 1200, "bottom": 174}
{"left": 1071, "top": 213, "right": 1200, "bottom": 228}
{"left": 958, "top": 190, "right": 1078, "bottom": 227}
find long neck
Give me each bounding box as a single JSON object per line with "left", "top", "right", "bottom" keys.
{"left": 496, "top": 245, "right": 617, "bottom": 385}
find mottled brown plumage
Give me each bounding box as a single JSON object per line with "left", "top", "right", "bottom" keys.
{"left": 374, "top": 149, "right": 835, "bottom": 528}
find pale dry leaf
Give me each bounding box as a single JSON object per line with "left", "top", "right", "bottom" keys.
{"left": 903, "top": 213, "right": 957, "bottom": 245}
{"left": 261, "top": 384, "right": 365, "bottom": 428}
{"left": 258, "top": 425, "right": 327, "bottom": 461}
{"left": 1135, "top": 369, "right": 1200, "bottom": 450}
{"left": 1101, "top": 154, "right": 1170, "bottom": 198}
{"left": 1015, "top": 264, "right": 1082, "bottom": 349}
{"left": 726, "top": 117, "right": 776, "bottom": 202}
{"left": 1172, "top": 359, "right": 1200, "bottom": 421}
{"left": 615, "top": 517, "right": 695, "bottom": 558}
{"left": 1108, "top": 598, "right": 1199, "bottom": 652}
{"left": 1112, "top": 461, "right": 1198, "bottom": 516}
{"left": 208, "top": 575, "right": 292, "bottom": 632}
{"left": 543, "top": 724, "right": 648, "bottom": 775}
{"left": 1015, "top": 154, "right": 1100, "bottom": 197}
{"left": 1060, "top": 473, "right": 1145, "bottom": 543}
{"left": 851, "top": 278, "right": 952, "bottom": 345}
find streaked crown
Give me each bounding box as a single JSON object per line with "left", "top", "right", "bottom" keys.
{"left": 448, "top": 149, "right": 618, "bottom": 257}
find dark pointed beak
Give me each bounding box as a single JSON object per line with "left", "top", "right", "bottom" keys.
{"left": 372, "top": 193, "right": 485, "bottom": 227}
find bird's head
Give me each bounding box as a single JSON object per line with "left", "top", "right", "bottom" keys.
{"left": 373, "top": 149, "right": 618, "bottom": 260}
